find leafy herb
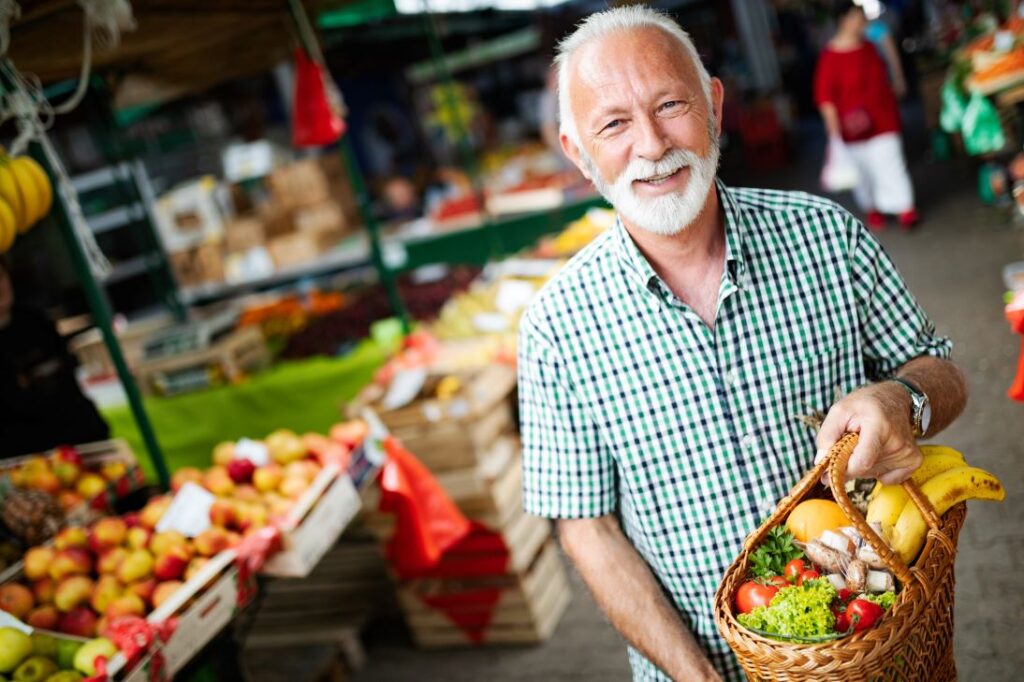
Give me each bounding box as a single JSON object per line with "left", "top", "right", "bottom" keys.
{"left": 749, "top": 527, "right": 803, "bottom": 579}
{"left": 862, "top": 591, "right": 896, "bottom": 610}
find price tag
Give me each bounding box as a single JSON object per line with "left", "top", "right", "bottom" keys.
{"left": 360, "top": 409, "right": 389, "bottom": 466}
{"left": 156, "top": 482, "right": 215, "bottom": 537}
{"left": 383, "top": 367, "right": 427, "bottom": 410}
{"left": 235, "top": 438, "right": 269, "bottom": 466}
{"left": 0, "top": 611, "right": 31, "bottom": 633}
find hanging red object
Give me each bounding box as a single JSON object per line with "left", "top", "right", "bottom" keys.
{"left": 1006, "top": 290, "right": 1024, "bottom": 401}
{"left": 292, "top": 47, "right": 346, "bottom": 147}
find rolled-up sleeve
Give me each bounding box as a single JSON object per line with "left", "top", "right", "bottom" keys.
{"left": 848, "top": 218, "right": 953, "bottom": 379}
{"left": 518, "top": 311, "right": 616, "bottom": 519}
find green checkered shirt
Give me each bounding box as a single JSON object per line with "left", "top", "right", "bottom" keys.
{"left": 518, "top": 182, "right": 952, "bottom": 681}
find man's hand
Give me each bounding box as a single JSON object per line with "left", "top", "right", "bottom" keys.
{"left": 814, "top": 381, "right": 921, "bottom": 484}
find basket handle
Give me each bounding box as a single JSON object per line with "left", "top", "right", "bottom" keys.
{"left": 827, "top": 433, "right": 942, "bottom": 591}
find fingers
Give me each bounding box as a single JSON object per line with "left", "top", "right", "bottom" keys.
{"left": 876, "top": 446, "right": 923, "bottom": 485}
{"left": 815, "top": 404, "right": 850, "bottom": 453}
{"left": 846, "top": 422, "right": 883, "bottom": 479}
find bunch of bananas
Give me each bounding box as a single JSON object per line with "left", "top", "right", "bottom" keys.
{"left": 866, "top": 445, "right": 1005, "bottom": 564}
{"left": 0, "top": 151, "right": 54, "bottom": 254}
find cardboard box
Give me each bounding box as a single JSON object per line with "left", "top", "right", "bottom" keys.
{"left": 268, "top": 159, "right": 331, "bottom": 209}
{"left": 267, "top": 231, "right": 340, "bottom": 270}
{"left": 224, "top": 215, "right": 266, "bottom": 253}
{"left": 294, "top": 200, "right": 347, "bottom": 236}
{"left": 169, "top": 243, "right": 225, "bottom": 288}
{"left": 154, "top": 177, "right": 226, "bottom": 253}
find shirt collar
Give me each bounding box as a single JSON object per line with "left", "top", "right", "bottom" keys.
{"left": 613, "top": 179, "right": 749, "bottom": 295}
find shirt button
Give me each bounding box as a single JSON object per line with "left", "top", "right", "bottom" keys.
{"left": 740, "top": 433, "right": 756, "bottom": 451}
{"left": 724, "top": 368, "right": 739, "bottom": 386}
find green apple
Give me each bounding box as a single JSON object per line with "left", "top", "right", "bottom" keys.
{"left": 42, "top": 673, "right": 83, "bottom": 682}
{"left": 54, "top": 642, "right": 80, "bottom": 672}
{"left": 13, "top": 656, "right": 57, "bottom": 682}
{"left": 29, "top": 635, "right": 58, "bottom": 661}
{"left": 0, "top": 628, "right": 33, "bottom": 673}
{"left": 71, "top": 638, "right": 116, "bottom": 676}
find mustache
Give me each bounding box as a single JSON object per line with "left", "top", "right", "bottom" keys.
{"left": 618, "top": 149, "right": 703, "bottom": 184}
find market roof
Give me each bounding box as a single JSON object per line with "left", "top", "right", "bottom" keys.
{"left": 6, "top": 0, "right": 338, "bottom": 108}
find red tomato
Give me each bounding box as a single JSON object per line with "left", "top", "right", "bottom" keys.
{"left": 847, "top": 599, "right": 884, "bottom": 632}
{"left": 797, "top": 569, "right": 821, "bottom": 586}
{"left": 735, "top": 581, "right": 779, "bottom": 614}
{"left": 835, "top": 611, "right": 851, "bottom": 633}
{"left": 836, "top": 588, "right": 853, "bottom": 604}
{"left": 784, "top": 558, "right": 806, "bottom": 583}
{"left": 768, "top": 575, "right": 789, "bottom": 588}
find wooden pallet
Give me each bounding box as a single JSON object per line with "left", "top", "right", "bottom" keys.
{"left": 134, "top": 325, "right": 271, "bottom": 395}
{"left": 348, "top": 364, "right": 517, "bottom": 472}
{"left": 398, "top": 539, "right": 571, "bottom": 648}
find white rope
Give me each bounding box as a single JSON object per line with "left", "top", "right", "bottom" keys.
{"left": 0, "top": 0, "right": 20, "bottom": 58}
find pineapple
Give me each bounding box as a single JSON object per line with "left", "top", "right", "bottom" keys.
{"left": 0, "top": 487, "right": 63, "bottom": 546}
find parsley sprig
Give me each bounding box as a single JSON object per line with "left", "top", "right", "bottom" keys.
{"left": 749, "top": 527, "right": 803, "bottom": 579}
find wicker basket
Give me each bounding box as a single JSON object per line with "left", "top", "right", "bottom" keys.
{"left": 714, "top": 433, "right": 965, "bottom": 681}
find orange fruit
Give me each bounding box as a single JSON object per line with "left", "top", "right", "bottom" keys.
{"left": 785, "top": 499, "right": 849, "bottom": 543}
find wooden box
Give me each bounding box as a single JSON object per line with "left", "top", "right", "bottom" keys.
{"left": 398, "top": 539, "right": 570, "bottom": 648}
{"left": 134, "top": 326, "right": 271, "bottom": 396}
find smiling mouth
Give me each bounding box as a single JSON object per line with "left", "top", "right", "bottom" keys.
{"left": 636, "top": 167, "right": 684, "bottom": 185}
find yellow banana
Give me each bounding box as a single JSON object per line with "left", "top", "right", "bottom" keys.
{"left": 0, "top": 197, "right": 16, "bottom": 253}
{"left": 8, "top": 159, "right": 40, "bottom": 231}
{"left": 866, "top": 448, "right": 968, "bottom": 532}
{"left": 0, "top": 164, "right": 25, "bottom": 232}
{"left": 890, "top": 466, "right": 1005, "bottom": 564}
{"left": 18, "top": 157, "right": 52, "bottom": 223}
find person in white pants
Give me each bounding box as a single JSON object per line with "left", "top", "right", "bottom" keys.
{"left": 846, "top": 131, "right": 915, "bottom": 220}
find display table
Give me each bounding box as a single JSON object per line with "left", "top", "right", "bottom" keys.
{"left": 102, "top": 341, "right": 389, "bottom": 480}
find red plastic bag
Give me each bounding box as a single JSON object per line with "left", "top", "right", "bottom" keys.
{"left": 1006, "top": 290, "right": 1024, "bottom": 401}
{"left": 378, "top": 435, "right": 472, "bottom": 579}
{"left": 292, "top": 47, "right": 346, "bottom": 147}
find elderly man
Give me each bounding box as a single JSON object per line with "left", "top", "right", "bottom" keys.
{"left": 517, "top": 6, "right": 966, "bottom": 681}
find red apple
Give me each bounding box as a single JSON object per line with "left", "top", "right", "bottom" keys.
{"left": 58, "top": 606, "right": 98, "bottom": 637}
{"left": 279, "top": 475, "right": 309, "bottom": 499}
{"left": 126, "top": 526, "right": 152, "bottom": 550}
{"left": 54, "top": 575, "right": 94, "bottom": 612}
{"left": 153, "top": 544, "right": 192, "bottom": 581}
{"left": 53, "top": 526, "right": 89, "bottom": 550}
{"left": 116, "top": 549, "right": 154, "bottom": 584}
{"left": 208, "top": 498, "right": 239, "bottom": 529}
{"left": 97, "top": 547, "right": 128, "bottom": 575}
{"left": 126, "top": 578, "right": 157, "bottom": 606}
{"left": 49, "top": 548, "right": 93, "bottom": 581}
{"left": 23, "top": 546, "right": 56, "bottom": 581}
{"left": 89, "top": 517, "right": 128, "bottom": 553}
{"left": 149, "top": 530, "right": 188, "bottom": 556}
{"left": 152, "top": 581, "right": 183, "bottom": 610}
{"left": 193, "top": 528, "right": 230, "bottom": 557}
{"left": 226, "top": 458, "right": 255, "bottom": 484}
{"left": 203, "top": 466, "right": 235, "bottom": 496}
{"left": 57, "top": 491, "right": 85, "bottom": 511}
{"left": 32, "top": 578, "right": 56, "bottom": 605}
{"left": 170, "top": 466, "right": 203, "bottom": 492}
{"left": 104, "top": 593, "right": 145, "bottom": 619}
{"left": 26, "top": 604, "right": 59, "bottom": 629}
{"left": 233, "top": 484, "right": 261, "bottom": 503}
{"left": 329, "top": 420, "right": 367, "bottom": 448}
{"left": 29, "top": 470, "right": 62, "bottom": 495}
{"left": 0, "top": 583, "right": 34, "bottom": 618}
{"left": 90, "top": 575, "right": 122, "bottom": 613}
{"left": 184, "top": 557, "right": 208, "bottom": 582}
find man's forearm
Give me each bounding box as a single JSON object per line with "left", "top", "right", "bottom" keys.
{"left": 558, "top": 515, "right": 720, "bottom": 681}
{"left": 894, "top": 356, "right": 968, "bottom": 437}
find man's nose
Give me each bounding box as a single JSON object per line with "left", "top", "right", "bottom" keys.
{"left": 633, "top": 112, "right": 670, "bottom": 160}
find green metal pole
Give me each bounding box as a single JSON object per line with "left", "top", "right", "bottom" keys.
{"left": 339, "top": 132, "right": 410, "bottom": 333}
{"left": 31, "top": 142, "right": 172, "bottom": 490}
{"left": 419, "top": 9, "right": 503, "bottom": 259}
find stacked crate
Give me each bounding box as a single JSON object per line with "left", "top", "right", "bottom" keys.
{"left": 354, "top": 364, "right": 570, "bottom": 647}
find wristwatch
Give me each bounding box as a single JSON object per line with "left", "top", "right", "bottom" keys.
{"left": 889, "top": 377, "right": 931, "bottom": 437}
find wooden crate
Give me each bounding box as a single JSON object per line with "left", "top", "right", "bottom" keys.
{"left": 134, "top": 325, "right": 271, "bottom": 395}
{"left": 348, "top": 364, "right": 516, "bottom": 473}
{"left": 398, "top": 539, "right": 570, "bottom": 648}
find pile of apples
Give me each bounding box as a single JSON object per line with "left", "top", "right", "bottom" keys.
{"left": 5, "top": 447, "right": 135, "bottom": 512}
{"left": 167, "top": 422, "right": 367, "bottom": 536}
{"left": 0, "top": 507, "right": 218, "bottom": 639}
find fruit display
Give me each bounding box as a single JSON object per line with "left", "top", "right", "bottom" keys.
{"left": 732, "top": 444, "right": 1005, "bottom": 640}
{"left": 0, "top": 489, "right": 63, "bottom": 547}
{"left": 0, "top": 150, "right": 53, "bottom": 254}
{"left": 533, "top": 208, "right": 614, "bottom": 258}
{"left": 0, "top": 625, "right": 117, "bottom": 680}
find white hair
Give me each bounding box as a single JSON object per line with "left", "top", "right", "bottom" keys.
{"left": 555, "top": 6, "right": 712, "bottom": 146}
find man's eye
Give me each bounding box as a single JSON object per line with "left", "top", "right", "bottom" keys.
{"left": 660, "top": 101, "right": 681, "bottom": 112}
{"left": 601, "top": 120, "right": 622, "bottom": 133}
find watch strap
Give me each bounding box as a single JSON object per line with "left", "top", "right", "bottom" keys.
{"left": 889, "top": 377, "right": 926, "bottom": 436}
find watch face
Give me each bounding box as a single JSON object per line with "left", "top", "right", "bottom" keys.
{"left": 921, "top": 401, "right": 932, "bottom": 434}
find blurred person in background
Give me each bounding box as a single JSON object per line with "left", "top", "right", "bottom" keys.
{"left": 815, "top": 1, "right": 919, "bottom": 230}
{"left": 0, "top": 260, "right": 109, "bottom": 457}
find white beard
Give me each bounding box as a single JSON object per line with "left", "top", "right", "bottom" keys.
{"left": 583, "top": 141, "right": 720, "bottom": 236}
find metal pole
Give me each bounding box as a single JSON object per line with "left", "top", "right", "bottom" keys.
{"left": 31, "top": 142, "right": 172, "bottom": 490}
{"left": 338, "top": 137, "right": 410, "bottom": 332}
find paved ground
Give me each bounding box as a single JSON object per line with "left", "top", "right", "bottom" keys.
{"left": 354, "top": 136, "right": 1024, "bottom": 681}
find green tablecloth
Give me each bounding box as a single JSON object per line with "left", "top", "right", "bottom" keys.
{"left": 102, "top": 342, "right": 388, "bottom": 482}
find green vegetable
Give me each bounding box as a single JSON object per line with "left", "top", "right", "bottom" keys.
{"left": 737, "top": 578, "right": 838, "bottom": 638}
{"left": 749, "top": 527, "right": 803, "bottom": 579}
{"left": 862, "top": 591, "right": 896, "bottom": 610}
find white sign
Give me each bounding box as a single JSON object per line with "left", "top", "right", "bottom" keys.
{"left": 156, "top": 482, "right": 215, "bottom": 537}
{"left": 494, "top": 279, "right": 536, "bottom": 314}
{"left": 382, "top": 367, "right": 427, "bottom": 410}
{"left": 234, "top": 438, "right": 270, "bottom": 466}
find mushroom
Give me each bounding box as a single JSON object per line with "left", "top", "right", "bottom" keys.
{"left": 866, "top": 570, "right": 895, "bottom": 593}
{"left": 820, "top": 530, "right": 856, "bottom": 556}
{"left": 826, "top": 574, "right": 846, "bottom": 591}
{"left": 845, "top": 559, "right": 868, "bottom": 592}
{"left": 804, "top": 540, "right": 849, "bottom": 575}
{"left": 857, "top": 544, "right": 889, "bottom": 571}
{"left": 838, "top": 526, "right": 864, "bottom": 551}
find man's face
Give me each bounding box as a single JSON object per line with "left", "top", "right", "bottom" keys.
{"left": 0, "top": 269, "right": 12, "bottom": 318}
{"left": 561, "top": 27, "right": 724, "bottom": 236}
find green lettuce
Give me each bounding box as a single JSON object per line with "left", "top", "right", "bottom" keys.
{"left": 862, "top": 591, "right": 897, "bottom": 610}
{"left": 737, "top": 579, "right": 838, "bottom": 638}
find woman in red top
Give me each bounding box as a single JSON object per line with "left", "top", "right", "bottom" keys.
{"left": 815, "top": 1, "right": 918, "bottom": 230}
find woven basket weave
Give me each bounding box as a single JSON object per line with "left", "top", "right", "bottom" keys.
{"left": 714, "top": 433, "right": 965, "bottom": 681}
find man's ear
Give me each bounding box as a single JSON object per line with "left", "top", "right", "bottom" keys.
{"left": 710, "top": 77, "right": 725, "bottom": 137}
{"left": 560, "top": 133, "right": 591, "bottom": 181}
